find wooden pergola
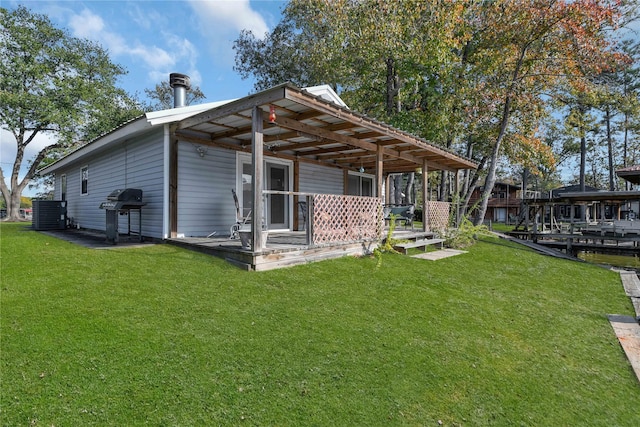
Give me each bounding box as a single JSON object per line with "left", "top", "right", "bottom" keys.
{"left": 171, "top": 83, "right": 477, "bottom": 249}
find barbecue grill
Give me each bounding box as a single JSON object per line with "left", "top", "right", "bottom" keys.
{"left": 99, "top": 188, "right": 146, "bottom": 244}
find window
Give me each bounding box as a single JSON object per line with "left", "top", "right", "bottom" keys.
{"left": 61, "top": 174, "right": 67, "bottom": 200}
{"left": 347, "top": 172, "right": 374, "bottom": 196}
{"left": 81, "top": 166, "right": 88, "bottom": 195}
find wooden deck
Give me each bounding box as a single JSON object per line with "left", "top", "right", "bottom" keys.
{"left": 167, "top": 230, "right": 437, "bottom": 271}
{"left": 505, "top": 229, "right": 640, "bottom": 257}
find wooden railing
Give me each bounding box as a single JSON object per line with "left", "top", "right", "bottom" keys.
{"left": 262, "top": 191, "right": 383, "bottom": 246}
{"left": 427, "top": 201, "right": 450, "bottom": 233}
{"left": 262, "top": 191, "right": 450, "bottom": 245}
{"left": 312, "top": 194, "right": 383, "bottom": 245}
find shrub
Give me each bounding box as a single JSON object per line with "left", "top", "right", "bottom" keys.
{"left": 444, "top": 216, "right": 492, "bottom": 249}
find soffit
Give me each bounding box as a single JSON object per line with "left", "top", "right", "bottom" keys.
{"left": 175, "top": 84, "right": 477, "bottom": 173}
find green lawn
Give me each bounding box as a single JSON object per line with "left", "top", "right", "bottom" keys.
{"left": 1, "top": 223, "right": 638, "bottom": 426}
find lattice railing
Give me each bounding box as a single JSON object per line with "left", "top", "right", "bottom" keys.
{"left": 427, "top": 201, "right": 451, "bottom": 233}
{"left": 312, "top": 194, "right": 382, "bottom": 245}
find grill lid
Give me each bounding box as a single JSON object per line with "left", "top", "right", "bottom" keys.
{"left": 100, "top": 188, "right": 145, "bottom": 210}
{"left": 106, "top": 188, "right": 143, "bottom": 202}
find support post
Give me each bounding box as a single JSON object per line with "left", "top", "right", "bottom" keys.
{"left": 385, "top": 174, "right": 391, "bottom": 205}
{"left": 251, "top": 106, "right": 264, "bottom": 252}
{"left": 454, "top": 170, "right": 460, "bottom": 227}
{"left": 293, "top": 161, "right": 300, "bottom": 230}
{"left": 422, "top": 158, "right": 429, "bottom": 232}
{"left": 376, "top": 145, "right": 384, "bottom": 200}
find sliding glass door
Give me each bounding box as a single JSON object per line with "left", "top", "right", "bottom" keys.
{"left": 266, "top": 162, "right": 289, "bottom": 229}
{"left": 237, "top": 154, "right": 292, "bottom": 231}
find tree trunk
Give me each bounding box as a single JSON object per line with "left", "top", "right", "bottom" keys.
{"left": 474, "top": 41, "right": 529, "bottom": 225}
{"left": 1, "top": 129, "right": 55, "bottom": 222}
{"left": 579, "top": 105, "right": 587, "bottom": 193}
{"left": 1, "top": 172, "right": 28, "bottom": 222}
{"left": 605, "top": 106, "right": 615, "bottom": 191}
{"left": 0, "top": 143, "right": 29, "bottom": 221}
{"left": 623, "top": 111, "right": 630, "bottom": 190}
{"left": 394, "top": 175, "right": 403, "bottom": 204}
{"left": 521, "top": 168, "right": 529, "bottom": 226}
{"left": 404, "top": 172, "right": 414, "bottom": 204}
{"left": 439, "top": 171, "right": 448, "bottom": 202}
{"left": 460, "top": 156, "right": 487, "bottom": 219}
{"left": 385, "top": 58, "right": 397, "bottom": 116}
{"left": 474, "top": 93, "right": 513, "bottom": 225}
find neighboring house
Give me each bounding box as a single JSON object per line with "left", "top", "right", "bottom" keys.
{"left": 38, "top": 82, "right": 477, "bottom": 257}
{"left": 538, "top": 183, "right": 640, "bottom": 224}
{"left": 469, "top": 181, "right": 521, "bottom": 223}
{"left": 551, "top": 184, "right": 600, "bottom": 221}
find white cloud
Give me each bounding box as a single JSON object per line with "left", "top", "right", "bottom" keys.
{"left": 67, "top": 8, "right": 177, "bottom": 76}
{"left": 65, "top": 7, "right": 201, "bottom": 89}
{"left": 189, "top": 0, "right": 269, "bottom": 37}
{"left": 127, "top": 3, "right": 164, "bottom": 31}
{"left": 187, "top": 0, "right": 270, "bottom": 66}
{"left": 131, "top": 44, "right": 176, "bottom": 70}
{"left": 68, "top": 9, "right": 105, "bottom": 38}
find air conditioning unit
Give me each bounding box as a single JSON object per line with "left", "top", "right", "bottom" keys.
{"left": 32, "top": 200, "right": 67, "bottom": 230}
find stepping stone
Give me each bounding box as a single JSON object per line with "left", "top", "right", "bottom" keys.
{"left": 608, "top": 314, "right": 640, "bottom": 383}
{"left": 412, "top": 249, "right": 467, "bottom": 261}
{"left": 619, "top": 270, "right": 640, "bottom": 297}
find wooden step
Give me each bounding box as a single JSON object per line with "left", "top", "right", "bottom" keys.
{"left": 393, "top": 238, "right": 445, "bottom": 255}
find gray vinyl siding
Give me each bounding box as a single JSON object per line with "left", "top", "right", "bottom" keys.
{"left": 299, "top": 163, "right": 343, "bottom": 195}
{"left": 51, "top": 135, "right": 351, "bottom": 239}
{"left": 53, "top": 128, "right": 165, "bottom": 238}
{"left": 177, "top": 144, "right": 237, "bottom": 237}
{"left": 175, "top": 149, "right": 346, "bottom": 237}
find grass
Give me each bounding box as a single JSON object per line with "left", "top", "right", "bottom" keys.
{"left": 1, "top": 222, "right": 638, "bottom": 426}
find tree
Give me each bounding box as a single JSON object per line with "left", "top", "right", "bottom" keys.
{"left": 234, "top": 1, "right": 630, "bottom": 224}
{"left": 617, "top": 40, "right": 640, "bottom": 187}
{"left": 235, "top": 0, "right": 471, "bottom": 211}
{"left": 595, "top": 39, "right": 640, "bottom": 190}
{"left": 0, "top": 6, "right": 142, "bottom": 221}
{"left": 144, "top": 80, "right": 206, "bottom": 111}
{"left": 467, "top": 0, "right": 628, "bottom": 224}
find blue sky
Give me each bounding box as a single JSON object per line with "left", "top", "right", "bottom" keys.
{"left": 2, "top": 0, "right": 287, "bottom": 195}
{"left": 11, "top": 0, "right": 287, "bottom": 101}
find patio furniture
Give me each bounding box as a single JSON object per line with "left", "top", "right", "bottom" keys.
{"left": 230, "top": 189, "right": 251, "bottom": 239}
{"left": 383, "top": 204, "right": 415, "bottom": 230}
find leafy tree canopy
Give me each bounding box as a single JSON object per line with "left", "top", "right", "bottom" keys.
{"left": 234, "top": 0, "right": 633, "bottom": 222}
{"left": 0, "top": 5, "right": 143, "bottom": 221}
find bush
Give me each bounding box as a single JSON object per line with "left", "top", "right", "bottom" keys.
{"left": 444, "top": 217, "right": 492, "bottom": 249}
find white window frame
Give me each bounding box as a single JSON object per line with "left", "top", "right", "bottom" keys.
{"left": 60, "top": 174, "right": 67, "bottom": 200}
{"left": 80, "top": 165, "right": 89, "bottom": 195}
{"left": 347, "top": 171, "right": 375, "bottom": 197}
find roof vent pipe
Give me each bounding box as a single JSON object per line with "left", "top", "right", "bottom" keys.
{"left": 169, "top": 73, "right": 191, "bottom": 108}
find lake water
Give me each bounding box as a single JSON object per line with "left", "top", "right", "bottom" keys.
{"left": 578, "top": 252, "right": 640, "bottom": 270}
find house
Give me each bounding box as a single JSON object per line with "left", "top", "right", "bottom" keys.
{"left": 469, "top": 181, "right": 521, "bottom": 223}
{"left": 550, "top": 184, "right": 600, "bottom": 221}
{"left": 38, "top": 79, "right": 477, "bottom": 269}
